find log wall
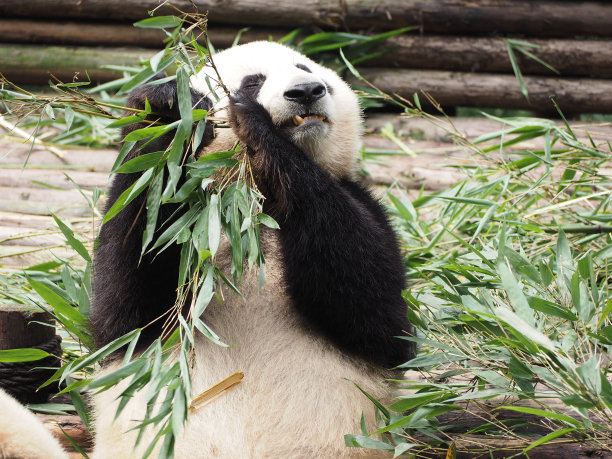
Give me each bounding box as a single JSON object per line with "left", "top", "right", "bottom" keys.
{"left": 0, "top": 2, "right": 611, "bottom": 111}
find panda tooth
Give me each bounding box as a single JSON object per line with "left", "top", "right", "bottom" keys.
{"left": 293, "top": 115, "right": 305, "bottom": 126}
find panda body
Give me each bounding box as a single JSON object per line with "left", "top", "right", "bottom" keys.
{"left": 88, "top": 41, "right": 413, "bottom": 457}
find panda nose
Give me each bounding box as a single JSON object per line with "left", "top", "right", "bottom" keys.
{"left": 284, "top": 83, "right": 327, "bottom": 105}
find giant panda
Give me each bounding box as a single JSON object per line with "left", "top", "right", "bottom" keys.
{"left": 0, "top": 41, "right": 414, "bottom": 458}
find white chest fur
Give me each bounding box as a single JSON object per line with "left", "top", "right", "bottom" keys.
{"left": 91, "top": 237, "right": 394, "bottom": 458}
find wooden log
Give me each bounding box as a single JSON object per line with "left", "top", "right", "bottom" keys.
{"left": 0, "top": 226, "right": 66, "bottom": 247}
{"left": 0, "top": 168, "right": 109, "bottom": 191}
{"left": 0, "top": 43, "right": 156, "bottom": 85}
{"left": 0, "top": 186, "right": 95, "bottom": 207}
{"left": 0, "top": 211, "right": 66, "bottom": 230}
{"left": 0, "top": 304, "right": 55, "bottom": 349}
{"left": 369, "top": 35, "right": 612, "bottom": 77}
{"left": 354, "top": 69, "right": 612, "bottom": 114}
{"left": 3, "top": 21, "right": 611, "bottom": 77}
{"left": 0, "top": 1, "right": 611, "bottom": 37}
{"left": 0, "top": 244, "right": 78, "bottom": 267}
{"left": 38, "top": 413, "right": 93, "bottom": 453}
{"left": 0, "top": 143, "right": 117, "bottom": 172}
{"left": 0, "top": 19, "right": 288, "bottom": 49}
{"left": 0, "top": 199, "right": 95, "bottom": 217}
{"left": 34, "top": 405, "right": 612, "bottom": 459}
{"left": 4, "top": 43, "right": 612, "bottom": 113}
{"left": 443, "top": 435, "right": 612, "bottom": 459}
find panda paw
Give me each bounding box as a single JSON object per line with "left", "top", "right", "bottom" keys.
{"left": 229, "top": 90, "right": 276, "bottom": 152}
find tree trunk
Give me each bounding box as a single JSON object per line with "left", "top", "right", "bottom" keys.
{"left": 355, "top": 69, "right": 612, "bottom": 114}
{"left": 0, "top": 1, "right": 611, "bottom": 36}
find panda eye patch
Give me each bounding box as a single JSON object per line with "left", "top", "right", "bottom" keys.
{"left": 240, "top": 74, "right": 266, "bottom": 96}
{"left": 296, "top": 63, "right": 312, "bottom": 73}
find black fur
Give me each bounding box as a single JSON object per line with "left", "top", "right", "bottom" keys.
{"left": 229, "top": 87, "right": 413, "bottom": 368}
{"left": 91, "top": 77, "right": 414, "bottom": 368}
{"left": 90, "top": 81, "right": 213, "bottom": 348}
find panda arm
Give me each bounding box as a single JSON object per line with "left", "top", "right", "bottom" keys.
{"left": 90, "top": 82, "right": 212, "bottom": 348}
{"left": 230, "top": 90, "right": 413, "bottom": 368}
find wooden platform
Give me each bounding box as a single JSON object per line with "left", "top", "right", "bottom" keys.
{"left": 3, "top": 115, "right": 612, "bottom": 457}
{"left": 0, "top": 114, "right": 484, "bottom": 268}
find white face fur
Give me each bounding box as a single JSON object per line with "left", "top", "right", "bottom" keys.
{"left": 190, "top": 41, "right": 362, "bottom": 178}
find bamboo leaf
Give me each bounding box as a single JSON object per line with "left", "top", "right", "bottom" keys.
{"left": 0, "top": 348, "right": 50, "bottom": 362}
{"left": 103, "top": 168, "right": 154, "bottom": 224}
{"left": 115, "top": 152, "right": 164, "bottom": 174}
{"left": 51, "top": 214, "right": 91, "bottom": 262}
{"left": 134, "top": 16, "right": 183, "bottom": 29}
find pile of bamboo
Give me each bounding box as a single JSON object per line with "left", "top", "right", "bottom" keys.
{"left": 1, "top": 1, "right": 612, "bottom": 112}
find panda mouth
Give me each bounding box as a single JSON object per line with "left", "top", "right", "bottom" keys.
{"left": 292, "top": 114, "right": 327, "bottom": 126}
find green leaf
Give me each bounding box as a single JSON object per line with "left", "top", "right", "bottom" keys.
{"left": 194, "top": 318, "right": 227, "bottom": 347}
{"left": 497, "top": 259, "right": 534, "bottom": 326}
{"left": 339, "top": 48, "right": 362, "bottom": 80}
{"left": 103, "top": 168, "right": 154, "bottom": 224}
{"left": 194, "top": 266, "right": 215, "bottom": 318}
{"left": 124, "top": 123, "right": 177, "bottom": 142}
{"left": 176, "top": 66, "right": 193, "bottom": 131}
{"left": 523, "top": 428, "right": 575, "bottom": 453}
{"left": 344, "top": 435, "right": 392, "bottom": 451}
{"left": 505, "top": 39, "right": 529, "bottom": 101}
{"left": 111, "top": 141, "right": 136, "bottom": 173}
{"left": 64, "top": 107, "right": 75, "bottom": 130}
{"left": 67, "top": 329, "right": 141, "bottom": 378}
{"left": 208, "top": 194, "right": 221, "bottom": 257}
{"left": 390, "top": 391, "right": 444, "bottom": 411}
{"left": 497, "top": 406, "right": 581, "bottom": 427}
{"left": 133, "top": 16, "right": 183, "bottom": 29}
{"left": 28, "top": 277, "right": 87, "bottom": 325}
{"left": 107, "top": 114, "right": 146, "bottom": 129}
{"left": 398, "top": 352, "right": 466, "bottom": 369}
{"left": 256, "top": 213, "right": 279, "bottom": 229}
{"left": 142, "top": 169, "right": 164, "bottom": 255}
{"left": 151, "top": 206, "right": 199, "bottom": 251}
{"left": 527, "top": 296, "right": 577, "bottom": 321}
{"left": 439, "top": 196, "right": 496, "bottom": 206}
{"left": 0, "top": 348, "right": 50, "bottom": 362}
{"left": 88, "top": 359, "right": 147, "bottom": 390}
{"left": 115, "top": 152, "right": 164, "bottom": 174}
{"left": 171, "top": 385, "right": 187, "bottom": 438}
{"left": 51, "top": 214, "right": 91, "bottom": 262}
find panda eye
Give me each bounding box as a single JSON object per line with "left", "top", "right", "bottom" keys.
{"left": 240, "top": 74, "right": 266, "bottom": 92}
{"left": 296, "top": 63, "right": 312, "bottom": 73}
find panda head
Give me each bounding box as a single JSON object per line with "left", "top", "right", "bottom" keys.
{"left": 191, "top": 41, "right": 362, "bottom": 178}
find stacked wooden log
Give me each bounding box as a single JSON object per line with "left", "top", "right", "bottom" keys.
{"left": 0, "top": 1, "right": 612, "bottom": 113}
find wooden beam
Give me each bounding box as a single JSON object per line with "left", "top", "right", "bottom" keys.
{"left": 355, "top": 69, "right": 612, "bottom": 114}
{"left": 2, "top": 21, "right": 611, "bottom": 77}
{"left": 0, "top": 43, "right": 156, "bottom": 85}
{"left": 0, "top": 1, "right": 611, "bottom": 37}
{"left": 0, "top": 19, "right": 288, "bottom": 49}
{"left": 369, "top": 35, "right": 612, "bottom": 77}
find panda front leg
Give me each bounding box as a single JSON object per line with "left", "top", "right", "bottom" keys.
{"left": 229, "top": 89, "right": 414, "bottom": 369}
{"left": 90, "top": 81, "right": 212, "bottom": 348}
